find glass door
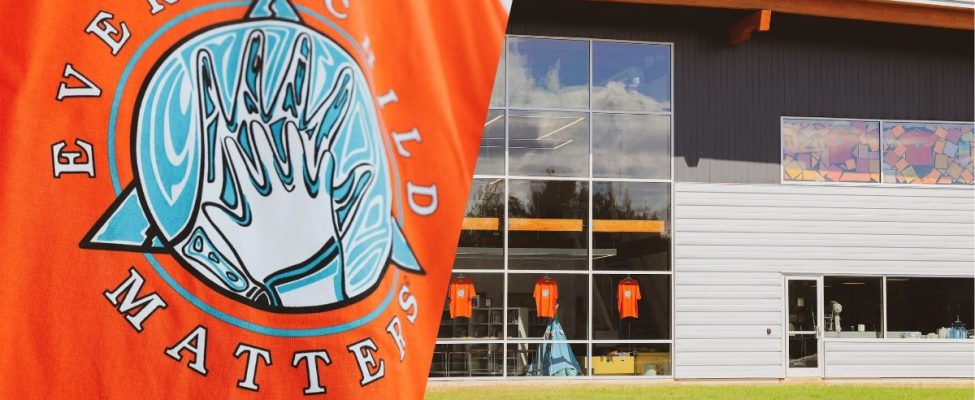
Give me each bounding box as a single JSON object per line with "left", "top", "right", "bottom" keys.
{"left": 785, "top": 276, "right": 822, "bottom": 377}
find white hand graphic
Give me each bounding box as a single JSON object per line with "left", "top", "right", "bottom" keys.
{"left": 188, "top": 30, "right": 373, "bottom": 305}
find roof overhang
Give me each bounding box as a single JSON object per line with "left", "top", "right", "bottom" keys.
{"left": 596, "top": 0, "right": 975, "bottom": 30}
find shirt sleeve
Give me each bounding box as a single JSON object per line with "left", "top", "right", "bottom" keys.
{"left": 617, "top": 283, "right": 623, "bottom": 311}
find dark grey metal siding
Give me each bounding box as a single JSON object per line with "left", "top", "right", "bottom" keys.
{"left": 508, "top": 1, "right": 975, "bottom": 183}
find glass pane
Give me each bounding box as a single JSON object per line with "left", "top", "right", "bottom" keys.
{"left": 886, "top": 277, "right": 974, "bottom": 339}
{"left": 508, "top": 111, "right": 589, "bottom": 177}
{"left": 592, "top": 274, "right": 670, "bottom": 340}
{"left": 475, "top": 110, "right": 504, "bottom": 176}
{"left": 591, "top": 343, "right": 671, "bottom": 376}
{"left": 490, "top": 43, "right": 505, "bottom": 107}
{"left": 430, "top": 343, "right": 504, "bottom": 377}
{"left": 456, "top": 178, "right": 504, "bottom": 270}
{"left": 593, "top": 113, "right": 670, "bottom": 179}
{"left": 882, "top": 121, "right": 974, "bottom": 185}
{"left": 507, "top": 37, "right": 589, "bottom": 109}
{"left": 782, "top": 118, "right": 881, "bottom": 183}
{"left": 507, "top": 180, "right": 588, "bottom": 270}
{"left": 787, "top": 280, "right": 817, "bottom": 332}
{"left": 592, "top": 42, "right": 671, "bottom": 112}
{"left": 440, "top": 273, "right": 504, "bottom": 340}
{"left": 788, "top": 334, "right": 818, "bottom": 368}
{"left": 506, "top": 273, "right": 588, "bottom": 340}
{"left": 593, "top": 182, "right": 670, "bottom": 271}
{"left": 507, "top": 342, "right": 588, "bottom": 377}
{"left": 823, "top": 276, "right": 882, "bottom": 338}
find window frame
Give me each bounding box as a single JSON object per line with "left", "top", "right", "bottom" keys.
{"left": 780, "top": 116, "right": 975, "bottom": 188}
{"left": 815, "top": 274, "right": 974, "bottom": 343}
{"left": 433, "top": 34, "right": 676, "bottom": 380}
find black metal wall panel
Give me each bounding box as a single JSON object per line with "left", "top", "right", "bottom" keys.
{"left": 507, "top": 1, "right": 975, "bottom": 183}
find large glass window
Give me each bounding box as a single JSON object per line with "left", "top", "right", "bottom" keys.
{"left": 823, "top": 276, "right": 883, "bottom": 338}
{"left": 436, "top": 36, "right": 674, "bottom": 379}
{"left": 508, "top": 111, "right": 589, "bottom": 177}
{"left": 506, "top": 342, "right": 588, "bottom": 377}
{"left": 439, "top": 272, "right": 504, "bottom": 340}
{"left": 882, "top": 121, "right": 974, "bottom": 185}
{"left": 592, "top": 182, "right": 670, "bottom": 271}
{"left": 590, "top": 343, "right": 671, "bottom": 376}
{"left": 476, "top": 110, "right": 505, "bottom": 176}
{"left": 592, "top": 114, "right": 670, "bottom": 179}
{"left": 886, "top": 277, "right": 974, "bottom": 339}
{"left": 490, "top": 46, "right": 505, "bottom": 108}
{"left": 506, "top": 273, "right": 588, "bottom": 340}
{"left": 592, "top": 42, "right": 671, "bottom": 112}
{"left": 456, "top": 179, "right": 504, "bottom": 270}
{"left": 592, "top": 274, "right": 670, "bottom": 340}
{"left": 507, "top": 37, "right": 589, "bottom": 109}
{"left": 431, "top": 343, "right": 504, "bottom": 377}
{"left": 508, "top": 180, "right": 588, "bottom": 270}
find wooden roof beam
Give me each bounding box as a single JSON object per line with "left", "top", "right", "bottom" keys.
{"left": 598, "top": 0, "right": 975, "bottom": 30}
{"left": 730, "top": 9, "right": 772, "bottom": 44}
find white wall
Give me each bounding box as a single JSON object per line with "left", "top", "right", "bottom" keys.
{"left": 824, "top": 340, "right": 975, "bottom": 378}
{"left": 673, "top": 182, "right": 975, "bottom": 379}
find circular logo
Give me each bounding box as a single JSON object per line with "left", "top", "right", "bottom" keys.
{"left": 85, "top": 4, "right": 421, "bottom": 315}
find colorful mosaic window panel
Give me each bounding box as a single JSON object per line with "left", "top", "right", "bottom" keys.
{"left": 782, "top": 118, "right": 881, "bottom": 183}
{"left": 882, "top": 122, "right": 974, "bottom": 185}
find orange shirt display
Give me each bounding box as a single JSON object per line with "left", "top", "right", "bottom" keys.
{"left": 448, "top": 277, "right": 477, "bottom": 319}
{"left": 617, "top": 279, "right": 642, "bottom": 319}
{"left": 533, "top": 277, "right": 559, "bottom": 318}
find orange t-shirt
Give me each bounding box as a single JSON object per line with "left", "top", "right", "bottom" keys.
{"left": 449, "top": 277, "right": 476, "bottom": 319}
{"left": 618, "top": 279, "right": 641, "bottom": 319}
{"left": 533, "top": 278, "right": 559, "bottom": 318}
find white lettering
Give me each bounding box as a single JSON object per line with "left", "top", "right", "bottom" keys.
{"left": 292, "top": 350, "right": 332, "bottom": 395}
{"left": 325, "top": 0, "right": 349, "bottom": 19}
{"left": 347, "top": 339, "right": 384, "bottom": 386}
{"left": 164, "top": 326, "right": 208, "bottom": 375}
{"left": 398, "top": 284, "right": 418, "bottom": 324}
{"left": 147, "top": 0, "right": 178, "bottom": 15}
{"left": 376, "top": 89, "right": 398, "bottom": 108}
{"left": 52, "top": 139, "right": 95, "bottom": 178}
{"left": 85, "top": 11, "right": 130, "bottom": 55}
{"left": 385, "top": 317, "right": 406, "bottom": 361}
{"left": 407, "top": 182, "right": 438, "bottom": 216}
{"left": 234, "top": 344, "right": 271, "bottom": 391}
{"left": 56, "top": 64, "right": 101, "bottom": 100}
{"left": 104, "top": 267, "right": 167, "bottom": 331}
{"left": 391, "top": 128, "right": 422, "bottom": 157}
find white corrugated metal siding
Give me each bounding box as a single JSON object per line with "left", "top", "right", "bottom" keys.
{"left": 673, "top": 182, "right": 975, "bottom": 379}
{"left": 824, "top": 341, "right": 975, "bottom": 377}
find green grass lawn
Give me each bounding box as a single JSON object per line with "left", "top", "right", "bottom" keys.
{"left": 425, "top": 384, "right": 974, "bottom": 400}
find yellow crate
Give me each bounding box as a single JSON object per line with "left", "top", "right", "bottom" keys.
{"left": 591, "top": 355, "right": 635, "bottom": 375}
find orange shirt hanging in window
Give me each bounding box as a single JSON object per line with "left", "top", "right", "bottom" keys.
{"left": 533, "top": 277, "right": 559, "bottom": 318}
{"left": 618, "top": 279, "right": 642, "bottom": 319}
{"left": 448, "top": 277, "right": 477, "bottom": 319}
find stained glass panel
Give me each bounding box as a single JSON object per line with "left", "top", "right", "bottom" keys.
{"left": 882, "top": 121, "right": 974, "bottom": 185}
{"left": 782, "top": 118, "right": 881, "bottom": 183}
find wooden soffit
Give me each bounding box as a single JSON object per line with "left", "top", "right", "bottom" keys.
{"left": 598, "top": 0, "right": 975, "bottom": 30}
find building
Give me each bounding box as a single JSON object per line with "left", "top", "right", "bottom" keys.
{"left": 430, "top": 0, "right": 974, "bottom": 380}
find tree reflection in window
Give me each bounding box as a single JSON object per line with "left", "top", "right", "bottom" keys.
{"left": 508, "top": 180, "right": 588, "bottom": 270}
{"left": 593, "top": 182, "right": 670, "bottom": 271}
